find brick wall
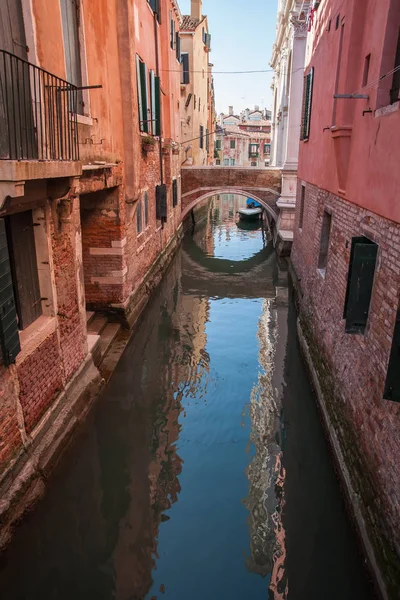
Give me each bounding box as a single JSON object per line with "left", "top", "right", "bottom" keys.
{"left": 0, "top": 366, "right": 22, "bottom": 469}
{"left": 17, "top": 332, "right": 64, "bottom": 434}
{"left": 291, "top": 179, "right": 400, "bottom": 591}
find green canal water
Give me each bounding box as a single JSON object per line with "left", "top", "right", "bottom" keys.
{"left": 0, "top": 195, "right": 376, "bottom": 599}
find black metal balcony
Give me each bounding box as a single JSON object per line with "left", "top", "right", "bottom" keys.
{"left": 0, "top": 50, "right": 79, "bottom": 161}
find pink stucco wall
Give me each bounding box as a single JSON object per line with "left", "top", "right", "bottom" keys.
{"left": 298, "top": 0, "right": 400, "bottom": 223}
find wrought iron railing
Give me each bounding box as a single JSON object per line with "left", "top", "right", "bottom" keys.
{"left": 0, "top": 49, "right": 79, "bottom": 161}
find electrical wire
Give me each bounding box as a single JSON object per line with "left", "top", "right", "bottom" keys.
{"left": 349, "top": 65, "right": 400, "bottom": 98}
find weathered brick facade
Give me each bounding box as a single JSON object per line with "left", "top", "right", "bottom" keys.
{"left": 291, "top": 179, "right": 400, "bottom": 594}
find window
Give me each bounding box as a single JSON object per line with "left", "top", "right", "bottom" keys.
{"left": 299, "top": 185, "right": 305, "bottom": 229}
{"left": 251, "top": 161, "right": 257, "bottom": 166}
{"left": 263, "top": 143, "right": 270, "bottom": 154}
{"left": 136, "top": 56, "right": 160, "bottom": 135}
{"left": 170, "top": 11, "right": 176, "bottom": 49}
{"left": 0, "top": 218, "right": 20, "bottom": 366}
{"left": 6, "top": 211, "right": 42, "bottom": 330}
{"left": 390, "top": 27, "right": 400, "bottom": 104}
{"left": 300, "top": 68, "right": 314, "bottom": 140}
{"left": 318, "top": 211, "right": 332, "bottom": 274}
{"left": 384, "top": 299, "right": 400, "bottom": 402}
{"left": 194, "top": 95, "right": 197, "bottom": 109}
{"left": 136, "top": 198, "right": 143, "bottom": 234}
{"left": 199, "top": 98, "right": 201, "bottom": 112}
{"left": 144, "top": 191, "right": 149, "bottom": 227}
{"left": 216, "top": 159, "right": 221, "bottom": 165}
{"left": 156, "top": 184, "right": 167, "bottom": 222}
{"left": 230, "top": 158, "right": 235, "bottom": 166}
{"left": 230, "top": 140, "right": 236, "bottom": 149}
{"left": 181, "top": 53, "right": 190, "bottom": 84}
{"left": 343, "top": 237, "right": 378, "bottom": 334}
{"left": 362, "top": 54, "right": 371, "bottom": 88}
{"left": 147, "top": 0, "right": 161, "bottom": 23}
{"left": 172, "top": 179, "right": 178, "bottom": 207}
{"left": 223, "top": 158, "right": 229, "bottom": 166}
{"left": 60, "top": 0, "right": 84, "bottom": 114}
{"left": 200, "top": 125, "right": 204, "bottom": 149}
{"left": 215, "top": 139, "right": 222, "bottom": 150}
{"left": 335, "top": 13, "right": 340, "bottom": 30}
{"left": 206, "top": 128, "right": 209, "bottom": 152}
{"left": 249, "top": 143, "right": 258, "bottom": 157}
{"left": 176, "top": 32, "right": 181, "bottom": 62}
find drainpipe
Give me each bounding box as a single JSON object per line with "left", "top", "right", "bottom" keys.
{"left": 154, "top": 11, "right": 164, "bottom": 186}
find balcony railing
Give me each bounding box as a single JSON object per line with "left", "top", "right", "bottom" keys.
{"left": 249, "top": 151, "right": 259, "bottom": 158}
{"left": 0, "top": 50, "right": 79, "bottom": 161}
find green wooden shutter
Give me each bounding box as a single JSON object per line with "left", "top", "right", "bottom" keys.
{"left": 136, "top": 55, "right": 144, "bottom": 131}
{"left": 137, "top": 58, "right": 149, "bottom": 133}
{"left": 344, "top": 237, "right": 378, "bottom": 334}
{"left": 0, "top": 219, "right": 20, "bottom": 366}
{"left": 155, "top": 76, "right": 161, "bottom": 136}
{"left": 150, "top": 70, "right": 156, "bottom": 135}
{"left": 181, "top": 53, "right": 190, "bottom": 84}
{"left": 301, "top": 68, "right": 314, "bottom": 140}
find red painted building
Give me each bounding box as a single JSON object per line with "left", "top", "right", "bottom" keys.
{"left": 291, "top": 0, "right": 400, "bottom": 594}
{"left": 0, "top": 0, "right": 183, "bottom": 547}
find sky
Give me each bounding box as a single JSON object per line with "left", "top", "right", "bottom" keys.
{"left": 179, "top": 0, "right": 278, "bottom": 115}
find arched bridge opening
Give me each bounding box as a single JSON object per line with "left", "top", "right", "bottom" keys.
{"left": 180, "top": 167, "right": 282, "bottom": 223}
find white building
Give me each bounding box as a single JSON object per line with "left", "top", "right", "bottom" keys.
{"left": 270, "top": 1, "right": 310, "bottom": 246}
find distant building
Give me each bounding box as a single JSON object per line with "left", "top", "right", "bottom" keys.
{"left": 180, "top": 0, "right": 215, "bottom": 166}
{"left": 215, "top": 107, "right": 271, "bottom": 167}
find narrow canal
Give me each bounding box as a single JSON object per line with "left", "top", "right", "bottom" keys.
{"left": 0, "top": 195, "right": 376, "bottom": 600}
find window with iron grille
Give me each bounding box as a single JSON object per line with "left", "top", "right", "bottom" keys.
{"left": 300, "top": 67, "right": 314, "bottom": 141}
{"left": 343, "top": 237, "right": 378, "bottom": 334}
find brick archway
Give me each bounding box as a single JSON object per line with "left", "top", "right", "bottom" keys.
{"left": 181, "top": 167, "right": 282, "bottom": 222}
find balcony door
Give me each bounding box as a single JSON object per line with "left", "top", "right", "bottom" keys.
{"left": 60, "top": 0, "right": 84, "bottom": 114}
{"left": 0, "top": 0, "right": 37, "bottom": 159}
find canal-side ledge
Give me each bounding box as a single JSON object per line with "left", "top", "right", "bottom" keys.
{"left": 288, "top": 260, "right": 391, "bottom": 600}
{"left": 0, "top": 354, "right": 101, "bottom": 552}
{"left": 0, "top": 224, "right": 184, "bottom": 554}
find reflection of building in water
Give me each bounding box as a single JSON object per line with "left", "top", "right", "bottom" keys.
{"left": 244, "top": 293, "right": 289, "bottom": 600}
{"left": 111, "top": 255, "right": 210, "bottom": 599}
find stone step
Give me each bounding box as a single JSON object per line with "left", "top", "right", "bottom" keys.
{"left": 99, "top": 323, "right": 121, "bottom": 362}
{"left": 87, "top": 315, "right": 108, "bottom": 336}
{"left": 86, "top": 311, "right": 95, "bottom": 325}
{"left": 87, "top": 333, "right": 101, "bottom": 367}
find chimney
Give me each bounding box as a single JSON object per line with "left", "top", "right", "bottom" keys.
{"left": 254, "top": 104, "right": 259, "bottom": 111}
{"left": 229, "top": 106, "right": 234, "bottom": 116}
{"left": 191, "top": 0, "right": 202, "bottom": 20}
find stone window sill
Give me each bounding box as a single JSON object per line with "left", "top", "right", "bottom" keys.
{"left": 17, "top": 316, "right": 57, "bottom": 365}
{"left": 374, "top": 101, "right": 399, "bottom": 118}
{"left": 76, "top": 114, "right": 93, "bottom": 127}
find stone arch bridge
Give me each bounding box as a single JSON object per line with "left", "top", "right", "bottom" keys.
{"left": 180, "top": 167, "right": 294, "bottom": 255}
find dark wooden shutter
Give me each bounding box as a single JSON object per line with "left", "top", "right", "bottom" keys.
{"left": 154, "top": 76, "right": 161, "bottom": 136}
{"left": 176, "top": 32, "right": 181, "bottom": 62}
{"left": 205, "top": 33, "right": 211, "bottom": 49}
{"left": 343, "top": 237, "right": 378, "bottom": 334}
{"left": 200, "top": 125, "right": 204, "bottom": 149}
{"left": 156, "top": 184, "right": 167, "bottom": 221}
{"left": 384, "top": 301, "right": 400, "bottom": 402}
{"left": 390, "top": 27, "right": 400, "bottom": 104}
{"left": 60, "top": 0, "right": 84, "bottom": 114}
{"left": 172, "top": 179, "right": 178, "bottom": 207}
{"left": 181, "top": 53, "right": 190, "bottom": 84}
{"left": 8, "top": 211, "right": 42, "bottom": 330}
{"left": 206, "top": 128, "right": 209, "bottom": 152}
{"left": 0, "top": 219, "right": 20, "bottom": 366}
{"left": 137, "top": 59, "right": 149, "bottom": 133}
{"left": 300, "top": 67, "right": 314, "bottom": 141}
